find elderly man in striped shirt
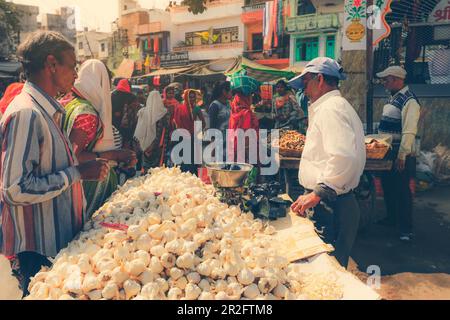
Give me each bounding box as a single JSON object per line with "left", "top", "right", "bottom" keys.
{"left": 0, "top": 31, "right": 110, "bottom": 296}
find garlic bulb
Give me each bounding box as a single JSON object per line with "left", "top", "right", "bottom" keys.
{"left": 258, "top": 278, "right": 278, "bottom": 294}
{"left": 136, "top": 233, "right": 152, "bottom": 252}
{"left": 185, "top": 283, "right": 202, "bottom": 300}
{"left": 123, "top": 279, "right": 141, "bottom": 300}
{"left": 169, "top": 267, "right": 184, "bottom": 281}
{"left": 160, "top": 253, "right": 176, "bottom": 269}
{"left": 198, "top": 292, "right": 215, "bottom": 300}
{"left": 237, "top": 269, "right": 255, "bottom": 286}
{"left": 149, "top": 256, "right": 164, "bottom": 274}
{"left": 176, "top": 253, "right": 195, "bottom": 270}
{"left": 102, "top": 282, "right": 119, "bottom": 300}
{"left": 168, "top": 287, "right": 182, "bottom": 300}
{"left": 186, "top": 272, "right": 201, "bottom": 284}
{"left": 126, "top": 259, "right": 146, "bottom": 277}
{"left": 244, "top": 284, "right": 260, "bottom": 299}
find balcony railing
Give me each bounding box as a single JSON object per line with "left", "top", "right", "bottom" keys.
{"left": 286, "top": 13, "right": 340, "bottom": 33}
{"left": 242, "top": 3, "right": 265, "bottom": 12}
{"left": 243, "top": 49, "right": 290, "bottom": 60}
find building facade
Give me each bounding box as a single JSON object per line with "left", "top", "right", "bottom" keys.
{"left": 241, "top": 0, "right": 290, "bottom": 69}
{"left": 12, "top": 4, "right": 39, "bottom": 44}
{"left": 76, "top": 29, "right": 111, "bottom": 62}
{"left": 170, "top": 0, "right": 245, "bottom": 62}
{"left": 40, "top": 7, "right": 77, "bottom": 44}
{"left": 287, "top": 0, "right": 343, "bottom": 68}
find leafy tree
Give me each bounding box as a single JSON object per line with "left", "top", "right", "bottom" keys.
{"left": 181, "top": 0, "right": 208, "bottom": 14}
{"left": 0, "top": 0, "right": 21, "bottom": 59}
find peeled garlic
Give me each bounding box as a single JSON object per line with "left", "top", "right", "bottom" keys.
{"left": 215, "top": 291, "right": 230, "bottom": 300}
{"left": 197, "top": 261, "right": 212, "bottom": 277}
{"left": 87, "top": 289, "right": 102, "bottom": 300}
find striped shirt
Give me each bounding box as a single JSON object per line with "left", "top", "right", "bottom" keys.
{"left": 0, "top": 82, "right": 85, "bottom": 257}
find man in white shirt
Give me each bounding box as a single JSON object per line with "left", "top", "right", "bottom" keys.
{"left": 376, "top": 66, "right": 421, "bottom": 241}
{"left": 289, "top": 57, "right": 366, "bottom": 268}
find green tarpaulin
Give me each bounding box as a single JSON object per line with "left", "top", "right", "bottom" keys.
{"left": 225, "top": 56, "right": 296, "bottom": 83}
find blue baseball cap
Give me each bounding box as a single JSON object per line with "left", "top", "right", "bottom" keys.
{"left": 288, "top": 57, "right": 347, "bottom": 90}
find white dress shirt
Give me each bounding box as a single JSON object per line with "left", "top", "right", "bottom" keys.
{"left": 299, "top": 90, "right": 366, "bottom": 196}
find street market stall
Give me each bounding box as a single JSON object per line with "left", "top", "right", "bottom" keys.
{"left": 275, "top": 131, "right": 394, "bottom": 228}
{"left": 24, "top": 167, "right": 379, "bottom": 300}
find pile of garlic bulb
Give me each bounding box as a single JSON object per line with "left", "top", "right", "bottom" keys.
{"left": 26, "top": 167, "right": 343, "bottom": 300}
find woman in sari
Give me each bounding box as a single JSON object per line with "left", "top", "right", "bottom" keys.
{"left": 60, "top": 59, "right": 137, "bottom": 216}
{"left": 173, "top": 89, "right": 205, "bottom": 174}
{"left": 135, "top": 91, "right": 171, "bottom": 170}
{"left": 228, "top": 91, "right": 259, "bottom": 164}
{"left": 273, "top": 80, "right": 304, "bottom": 129}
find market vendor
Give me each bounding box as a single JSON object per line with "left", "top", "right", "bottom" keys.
{"left": 289, "top": 57, "right": 366, "bottom": 269}
{"left": 273, "top": 80, "right": 304, "bottom": 130}
{"left": 0, "top": 31, "right": 110, "bottom": 295}
{"left": 376, "top": 66, "right": 421, "bottom": 241}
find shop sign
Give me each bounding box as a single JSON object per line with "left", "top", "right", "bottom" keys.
{"left": 429, "top": 0, "right": 450, "bottom": 24}
{"left": 160, "top": 52, "right": 190, "bottom": 67}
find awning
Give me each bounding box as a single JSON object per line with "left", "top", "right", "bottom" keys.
{"left": 114, "top": 59, "right": 135, "bottom": 79}
{"left": 134, "top": 66, "right": 193, "bottom": 78}
{"left": 183, "top": 58, "right": 237, "bottom": 77}
{"left": 225, "top": 56, "right": 296, "bottom": 82}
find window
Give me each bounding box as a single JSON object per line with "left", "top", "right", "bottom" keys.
{"left": 185, "top": 27, "right": 239, "bottom": 46}
{"left": 101, "top": 43, "right": 106, "bottom": 52}
{"left": 326, "top": 35, "right": 336, "bottom": 59}
{"left": 78, "top": 41, "right": 83, "bottom": 50}
{"left": 252, "top": 33, "right": 263, "bottom": 51}
{"left": 297, "top": 0, "right": 316, "bottom": 16}
{"left": 295, "top": 37, "right": 319, "bottom": 61}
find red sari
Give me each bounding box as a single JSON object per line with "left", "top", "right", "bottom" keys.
{"left": 228, "top": 93, "right": 259, "bottom": 162}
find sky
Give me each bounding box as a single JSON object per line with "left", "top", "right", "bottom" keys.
{"left": 9, "top": 0, "right": 171, "bottom": 32}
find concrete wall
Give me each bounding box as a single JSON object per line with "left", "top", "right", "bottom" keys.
{"left": 76, "top": 31, "right": 111, "bottom": 61}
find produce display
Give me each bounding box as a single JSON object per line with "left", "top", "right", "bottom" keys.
{"left": 365, "top": 139, "right": 390, "bottom": 160}
{"left": 275, "top": 130, "right": 306, "bottom": 158}
{"left": 26, "top": 168, "right": 343, "bottom": 300}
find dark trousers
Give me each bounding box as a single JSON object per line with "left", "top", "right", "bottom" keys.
{"left": 380, "top": 156, "right": 415, "bottom": 234}
{"left": 10, "top": 252, "right": 52, "bottom": 297}
{"left": 311, "top": 192, "right": 361, "bottom": 268}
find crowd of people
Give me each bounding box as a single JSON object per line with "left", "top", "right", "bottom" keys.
{"left": 0, "top": 31, "right": 421, "bottom": 296}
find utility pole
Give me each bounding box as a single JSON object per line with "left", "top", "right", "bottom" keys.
{"left": 366, "top": 0, "right": 374, "bottom": 134}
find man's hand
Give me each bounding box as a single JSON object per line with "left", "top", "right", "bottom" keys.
{"left": 291, "top": 193, "right": 321, "bottom": 217}
{"left": 396, "top": 158, "right": 405, "bottom": 172}
{"left": 77, "top": 159, "right": 110, "bottom": 181}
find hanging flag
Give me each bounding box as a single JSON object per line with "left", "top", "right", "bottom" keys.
{"left": 154, "top": 36, "right": 159, "bottom": 53}
{"left": 144, "top": 54, "right": 151, "bottom": 67}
